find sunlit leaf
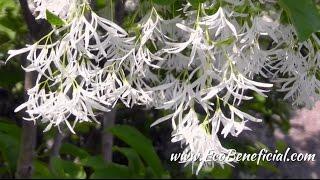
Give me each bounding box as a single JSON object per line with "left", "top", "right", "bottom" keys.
{"left": 46, "top": 10, "right": 65, "bottom": 26}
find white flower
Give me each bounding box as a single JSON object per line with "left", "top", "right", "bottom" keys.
{"left": 272, "top": 37, "right": 320, "bottom": 108}
{"left": 7, "top": 0, "right": 320, "bottom": 175}
{"left": 200, "top": 7, "right": 238, "bottom": 39}
{"left": 8, "top": 2, "right": 136, "bottom": 132}
{"left": 164, "top": 23, "right": 211, "bottom": 66}
{"left": 32, "top": 0, "right": 78, "bottom": 20}
{"left": 171, "top": 109, "right": 232, "bottom": 174}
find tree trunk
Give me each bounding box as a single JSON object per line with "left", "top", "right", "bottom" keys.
{"left": 15, "top": 0, "right": 51, "bottom": 178}
{"left": 100, "top": 0, "right": 126, "bottom": 163}
{"left": 15, "top": 71, "right": 37, "bottom": 179}
{"left": 102, "top": 109, "right": 116, "bottom": 162}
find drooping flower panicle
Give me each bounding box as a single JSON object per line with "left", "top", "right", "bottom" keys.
{"left": 7, "top": 0, "right": 320, "bottom": 174}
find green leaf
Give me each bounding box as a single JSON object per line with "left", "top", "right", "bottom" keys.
{"left": 113, "top": 147, "right": 145, "bottom": 177}
{"left": 50, "top": 157, "right": 86, "bottom": 179}
{"left": 90, "top": 163, "right": 132, "bottom": 179}
{"left": 0, "top": 1, "right": 15, "bottom": 16}
{"left": 0, "top": 120, "right": 21, "bottom": 139}
{"left": 0, "top": 133, "right": 20, "bottom": 173}
{"left": 109, "top": 125, "right": 165, "bottom": 177}
{"left": 46, "top": 10, "right": 65, "bottom": 26}
{"left": 0, "top": 65, "right": 24, "bottom": 88}
{"left": 275, "top": 140, "right": 288, "bottom": 153}
{"left": 60, "top": 143, "right": 90, "bottom": 160}
{"left": 152, "top": 0, "right": 177, "bottom": 6}
{"left": 0, "top": 24, "right": 15, "bottom": 40}
{"left": 33, "top": 160, "right": 55, "bottom": 179}
{"left": 279, "top": 0, "right": 320, "bottom": 42}
{"left": 95, "top": 0, "right": 107, "bottom": 10}
{"left": 73, "top": 122, "right": 92, "bottom": 134}
{"left": 210, "top": 166, "right": 233, "bottom": 179}
{"left": 0, "top": 121, "right": 21, "bottom": 173}
{"left": 188, "top": 0, "right": 207, "bottom": 7}
{"left": 80, "top": 155, "right": 106, "bottom": 170}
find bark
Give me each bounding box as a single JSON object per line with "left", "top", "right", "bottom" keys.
{"left": 102, "top": 109, "right": 116, "bottom": 162}
{"left": 100, "top": 0, "right": 126, "bottom": 163}
{"left": 15, "top": 0, "right": 51, "bottom": 178}
{"left": 115, "top": 0, "right": 125, "bottom": 24}
{"left": 15, "top": 70, "right": 37, "bottom": 179}
{"left": 18, "top": 0, "right": 50, "bottom": 40}
{"left": 50, "top": 131, "right": 65, "bottom": 158}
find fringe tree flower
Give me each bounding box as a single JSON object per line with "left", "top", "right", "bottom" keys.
{"left": 8, "top": 0, "right": 136, "bottom": 132}
{"left": 32, "top": 0, "right": 77, "bottom": 20}
{"left": 6, "top": 0, "right": 320, "bottom": 175}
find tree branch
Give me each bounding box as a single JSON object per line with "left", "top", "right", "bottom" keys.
{"left": 50, "top": 131, "right": 66, "bottom": 158}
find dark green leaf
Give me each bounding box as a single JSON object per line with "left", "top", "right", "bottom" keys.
{"left": 0, "top": 121, "right": 20, "bottom": 173}
{"left": 210, "top": 166, "right": 233, "bottom": 179}
{"left": 152, "top": 0, "right": 177, "bottom": 6}
{"left": 80, "top": 155, "right": 106, "bottom": 170}
{"left": 60, "top": 143, "right": 90, "bottom": 160}
{"left": 0, "top": 133, "right": 20, "bottom": 173}
{"left": 73, "top": 122, "right": 92, "bottom": 134}
{"left": 188, "top": 0, "right": 207, "bottom": 7}
{"left": 0, "top": 120, "right": 21, "bottom": 139}
{"left": 90, "top": 163, "right": 132, "bottom": 179}
{"left": 33, "top": 160, "right": 55, "bottom": 179}
{"left": 279, "top": 0, "right": 320, "bottom": 42}
{"left": 0, "top": 65, "right": 24, "bottom": 88}
{"left": 95, "top": 0, "right": 107, "bottom": 10}
{"left": 113, "top": 146, "right": 145, "bottom": 176}
{"left": 50, "top": 157, "right": 86, "bottom": 179}
{"left": 109, "top": 125, "right": 165, "bottom": 177}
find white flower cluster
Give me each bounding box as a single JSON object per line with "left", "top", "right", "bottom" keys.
{"left": 7, "top": 0, "right": 320, "bottom": 173}
{"left": 32, "top": 0, "right": 77, "bottom": 20}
